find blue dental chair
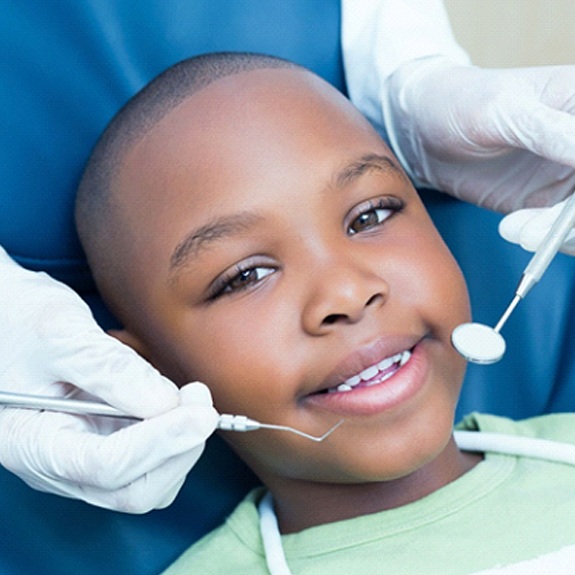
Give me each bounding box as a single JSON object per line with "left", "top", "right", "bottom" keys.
{"left": 2, "top": 2, "right": 575, "bottom": 573}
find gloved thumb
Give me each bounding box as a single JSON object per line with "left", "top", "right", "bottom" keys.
{"left": 180, "top": 381, "right": 214, "bottom": 406}
{"left": 179, "top": 381, "right": 220, "bottom": 433}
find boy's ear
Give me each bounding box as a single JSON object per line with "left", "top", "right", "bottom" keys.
{"left": 108, "top": 329, "right": 152, "bottom": 361}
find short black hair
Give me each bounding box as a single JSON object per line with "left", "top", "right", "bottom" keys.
{"left": 75, "top": 52, "right": 300, "bottom": 319}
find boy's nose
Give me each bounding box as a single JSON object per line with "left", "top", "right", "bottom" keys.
{"left": 301, "top": 261, "right": 389, "bottom": 335}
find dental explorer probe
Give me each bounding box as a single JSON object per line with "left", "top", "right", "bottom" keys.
{"left": 452, "top": 191, "right": 575, "bottom": 364}
{"left": 0, "top": 391, "right": 343, "bottom": 442}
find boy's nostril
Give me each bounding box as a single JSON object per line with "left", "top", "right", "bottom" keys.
{"left": 366, "top": 293, "right": 384, "bottom": 307}
{"left": 323, "top": 313, "right": 346, "bottom": 325}
{"left": 322, "top": 293, "right": 385, "bottom": 326}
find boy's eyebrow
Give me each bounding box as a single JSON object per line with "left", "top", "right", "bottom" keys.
{"left": 169, "top": 154, "right": 404, "bottom": 275}
{"left": 169, "top": 212, "right": 263, "bottom": 273}
{"left": 335, "top": 153, "right": 407, "bottom": 188}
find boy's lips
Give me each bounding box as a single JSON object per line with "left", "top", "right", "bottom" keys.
{"left": 304, "top": 337, "right": 428, "bottom": 417}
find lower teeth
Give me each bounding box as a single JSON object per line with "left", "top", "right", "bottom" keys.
{"left": 366, "top": 369, "right": 395, "bottom": 387}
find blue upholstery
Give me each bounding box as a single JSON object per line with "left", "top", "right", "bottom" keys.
{"left": 1, "top": 1, "right": 574, "bottom": 573}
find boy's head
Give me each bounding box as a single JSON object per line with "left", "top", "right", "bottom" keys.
{"left": 76, "top": 52, "right": 471, "bottom": 499}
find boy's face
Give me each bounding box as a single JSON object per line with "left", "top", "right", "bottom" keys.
{"left": 115, "top": 69, "right": 471, "bottom": 488}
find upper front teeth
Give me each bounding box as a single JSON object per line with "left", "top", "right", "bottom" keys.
{"left": 399, "top": 351, "right": 410, "bottom": 367}
{"left": 378, "top": 353, "right": 400, "bottom": 372}
{"left": 330, "top": 350, "right": 411, "bottom": 393}
{"left": 346, "top": 374, "right": 361, "bottom": 386}
{"left": 359, "top": 365, "right": 379, "bottom": 381}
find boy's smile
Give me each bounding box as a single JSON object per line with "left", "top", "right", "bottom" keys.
{"left": 112, "top": 67, "right": 475, "bottom": 530}
{"left": 306, "top": 336, "right": 427, "bottom": 417}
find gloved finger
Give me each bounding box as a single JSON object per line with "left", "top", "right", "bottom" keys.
{"left": 62, "top": 402, "right": 217, "bottom": 490}
{"left": 510, "top": 101, "right": 575, "bottom": 169}
{"left": 50, "top": 330, "right": 181, "bottom": 419}
{"left": 112, "top": 439, "right": 209, "bottom": 512}
{"left": 91, "top": 383, "right": 220, "bottom": 511}
{"left": 179, "top": 380, "right": 215, "bottom": 406}
{"left": 3, "top": 399, "right": 218, "bottom": 494}
{"left": 499, "top": 200, "right": 575, "bottom": 254}
{"left": 23, "top": 432, "right": 206, "bottom": 512}
{"left": 60, "top": 436, "right": 208, "bottom": 513}
{"left": 0, "top": 409, "right": 208, "bottom": 513}
{"left": 499, "top": 207, "right": 549, "bottom": 250}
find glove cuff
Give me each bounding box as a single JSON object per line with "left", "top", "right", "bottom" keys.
{"left": 0, "top": 244, "right": 20, "bottom": 270}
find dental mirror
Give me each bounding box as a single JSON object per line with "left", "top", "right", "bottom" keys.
{"left": 452, "top": 191, "right": 575, "bottom": 365}
{"left": 451, "top": 321, "right": 506, "bottom": 365}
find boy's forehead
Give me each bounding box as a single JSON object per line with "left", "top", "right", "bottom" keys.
{"left": 136, "top": 69, "right": 370, "bottom": 150}
{"left": 117, "top": 67, "right": 385, "bottom": 202}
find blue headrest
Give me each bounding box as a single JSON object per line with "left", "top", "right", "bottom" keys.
{"left": 1, "top": 0, "right": 344, "bottom": 296}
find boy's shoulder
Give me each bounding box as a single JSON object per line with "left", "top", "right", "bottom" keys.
{"left": 161, "top": 487, "right": 268, "bottom": 575}
{"left": 458, "top": 412, "right": 575, "bottom": 445}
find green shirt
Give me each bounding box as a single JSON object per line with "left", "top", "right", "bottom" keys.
{"left": 163, "top": 413, "right": 575, "bottom": 574}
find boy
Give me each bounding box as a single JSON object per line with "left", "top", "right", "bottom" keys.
{"left": 76, "top": 53, "right": 575, "bottom": 574}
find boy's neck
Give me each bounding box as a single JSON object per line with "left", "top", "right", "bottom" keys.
{"left": 266, "top": 436, "right": 482, "bottom": 535}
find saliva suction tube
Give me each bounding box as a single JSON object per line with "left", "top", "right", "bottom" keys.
{"left": 0, "top": 391, "right": 344, "bottom": 443}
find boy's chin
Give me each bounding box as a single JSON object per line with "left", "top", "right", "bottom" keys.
{"left": 246, "top": 432, "right": 458, "bottom": 490}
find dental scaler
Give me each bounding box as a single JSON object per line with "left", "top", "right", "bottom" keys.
{"left": 0, "top": 391, "right": 343, "bottom": 443}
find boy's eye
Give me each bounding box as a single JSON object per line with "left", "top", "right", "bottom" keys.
{"left": 228, "top": 267, "right": 274, "bottom": 291}
{"left": 348, "top": 208, "right": 391, "bottom": 234}
{"left": 209, "top": 264, "right": 275, "bottom": 300}
{"left": 347, "top": 197, "right": 403, "bottom": 235}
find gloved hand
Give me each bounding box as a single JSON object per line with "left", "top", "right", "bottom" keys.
{"left": 380, "top": 58, "right": 575, "bottom": 213}
{"left": 499, "top": 197, "right": 575, "bottom": 256}
{"left": 0, "top": 247, "right": 219, "bottom": 512}
{"left": 342, "top": 0, "right": 575, "bottom": 214}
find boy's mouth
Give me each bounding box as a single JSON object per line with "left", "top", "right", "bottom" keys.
{"left": 323, "top": 349, "right": 412, "bottom": 394}
{"left": 304, "top": 340, "right": 427, "bottom": 417}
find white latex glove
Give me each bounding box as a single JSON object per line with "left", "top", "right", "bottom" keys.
{"left": 342, "top": 0, "right": 575, "bottom": 213}
{"left": 499, "top": 197, "right": 575, "bottom": 256}
{"left": 380, "top": 60, "right": 575, "bottom": 213}
{"left": 0, "top": 247, "right": 219, "bottom": 512}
